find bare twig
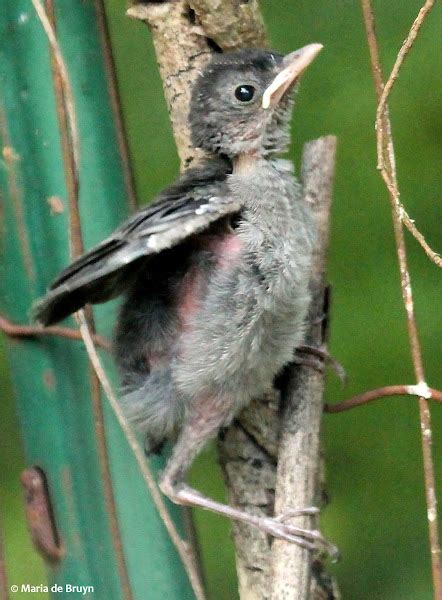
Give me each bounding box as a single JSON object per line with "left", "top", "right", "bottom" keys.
{"left": 376, "top": 0, "right": 437, "bottom": 160}
{"left": 372, "top": 0, "right": 441, "bottom": 267}
{"left": 361, "top": 2, "right": 442, "bottom": 596}
{"left": 0, "top": 314, "right": 112, "bottom": 351}
{"left": 325, "top": 384, "right": 442, "bottom": 413}
{"left": 271, "top": 137, "right": 338, "bottom": 600}
{"left": 33, "top": 2, "right": 206, "bottom": 598}
{"left": 76, "top": 312, "right": 206, "bottom": 600}
{"left": 33, "top": 2, "right": 133, "bottom": 597}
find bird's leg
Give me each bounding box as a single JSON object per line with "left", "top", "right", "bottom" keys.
{"left": 159, "top": 394, "right": 338, "bottom": 558}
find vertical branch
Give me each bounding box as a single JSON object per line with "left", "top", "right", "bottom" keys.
{"left": 219, "top": 390, "right": 280, "bottom": 599}
{"left": 221, "top": 138, "right": 338, "bottom": 600}
{"left": 271, "top": 137, "right": 337, "bottom": 600}
{"left": 360, "top": 2, "right": 442, "bottom": 597}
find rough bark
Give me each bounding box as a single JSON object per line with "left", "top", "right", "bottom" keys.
{"left": 270, "top": 137, "right": 338, "bottom": 600}
{"left": 220, "top": 138, "right": 339, "bottom": 600}
{"left": 219, "top": 390, "right": 280, "bottom": 599}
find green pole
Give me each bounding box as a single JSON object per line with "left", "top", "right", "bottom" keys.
{"left": 0, "top": 2, "right": 195, "bottom": 598}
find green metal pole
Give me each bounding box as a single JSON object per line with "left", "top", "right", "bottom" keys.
{"left": 0, "top": 1, "right": 195, "bottom": 598}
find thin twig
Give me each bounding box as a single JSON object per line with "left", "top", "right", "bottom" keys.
{"left": 31, "top": 0, "right": 79, "bottom": 176}
{"left": 373, "top": 0, "right": 441, "bottom": 267}
{"left": 361, "top": 2, "right": 442, "bottom": 597}
{"left": 76, "top": 312, "right": 206, "bottom": 600}
{"left": 376, "top": 0, "right": 437, "bottom": 156}
{"left": 0, "top": 314, "right": 112, "bottom": 351}
{"left": 33, "top": 2, "right": 133, "bottom": 597}
{"left": 33, "top": 2, "right": 205, "bottom": 597}
{"left": 325, "top": 384, "right": 442, "bottom": 413}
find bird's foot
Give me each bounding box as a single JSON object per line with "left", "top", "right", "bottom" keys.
{"left": 295, "top": 344, "right": 347, "bottom": 384}
{"left": 159, "top": 478, "right": 338, "bottom": 559}
{"left": 256, "top": 511, "right": 339, "bottom": 559}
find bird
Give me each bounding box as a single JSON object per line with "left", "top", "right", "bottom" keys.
{"left": 34, "top": 44, "right": 335, "bottom": 552}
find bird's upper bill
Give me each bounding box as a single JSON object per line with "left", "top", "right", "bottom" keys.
{"left": 262, "top": 44, "right": 323, "bottom": 109}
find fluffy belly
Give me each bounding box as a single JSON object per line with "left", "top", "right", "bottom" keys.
{"left": 174, "top": 236, "right": 308, "bottom": 408}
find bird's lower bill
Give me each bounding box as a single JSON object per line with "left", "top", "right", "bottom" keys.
{"left": 262, "top": 43, "right": 323, "bottom": 109}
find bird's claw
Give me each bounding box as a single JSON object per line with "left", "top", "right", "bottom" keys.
{"left": 295, "top": 345, "right": 347, "bottom": 384}
{"left": 273, "top": 506, "right": 320, "bottom": 522}
{"left": 259, "top": 511, "right": 339, "bottom": 561}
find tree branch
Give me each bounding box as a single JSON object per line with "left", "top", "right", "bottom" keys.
{"left": 270, "top": 137, "right": 338, "bottom": 600}
{"left": 325, "top": 384, "right": 442, "bottom": 413}
{"left": 219, "top": 138, "right": 339, "bottom": 600}
{"left": 219, "top": 391, "right": 280, "bottom": 599}
{"left": 365, "top": 0, "right": 441, "bottom": 267}
{"left": 188, "top": 0, "right": 266, "bottom": 50}
{"left": 0, "top": 314, "right": 112, "bottom": 351}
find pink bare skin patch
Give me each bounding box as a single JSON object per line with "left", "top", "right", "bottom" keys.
{"left": 207, "top": 233, "right": 243, "bottom": 269}
{"left": 177, "top": 233, "right": 242, "bottom": 329}
{"left": 177, "top": 264, "right": 203, "bottom": 329}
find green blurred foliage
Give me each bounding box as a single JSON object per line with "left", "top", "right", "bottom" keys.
{"left": 2, "top": 1, "right": 441, "bottom": 598}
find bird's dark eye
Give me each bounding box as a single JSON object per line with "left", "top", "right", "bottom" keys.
{"left": 234, "top": 85, "right": 256, "bottom": 103}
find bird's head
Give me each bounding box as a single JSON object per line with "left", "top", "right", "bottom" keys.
{"left": 189, "top": 44, "right": 322, "bottom": 160}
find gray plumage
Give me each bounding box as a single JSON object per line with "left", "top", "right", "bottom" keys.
{"left": 34, "top": 47, "right": 321, "bottom": 519}
{"left": 115, "top": 156, "right": 314, "bottom": 448}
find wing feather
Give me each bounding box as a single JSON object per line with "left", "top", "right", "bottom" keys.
{"left": 33, "top": 159, "right": 238, "bottom": 325}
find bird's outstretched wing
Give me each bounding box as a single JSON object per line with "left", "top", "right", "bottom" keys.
{"left": 33, "top": 158, "right": 238, "bottom": 326}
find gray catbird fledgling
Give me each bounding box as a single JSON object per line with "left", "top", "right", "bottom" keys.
{"left": 34, "top": 44, "right": 333, "bottom": 551}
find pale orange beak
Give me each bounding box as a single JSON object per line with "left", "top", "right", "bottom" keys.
{"left": 262, "top": 43, "right": 323, "bottom": 109}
